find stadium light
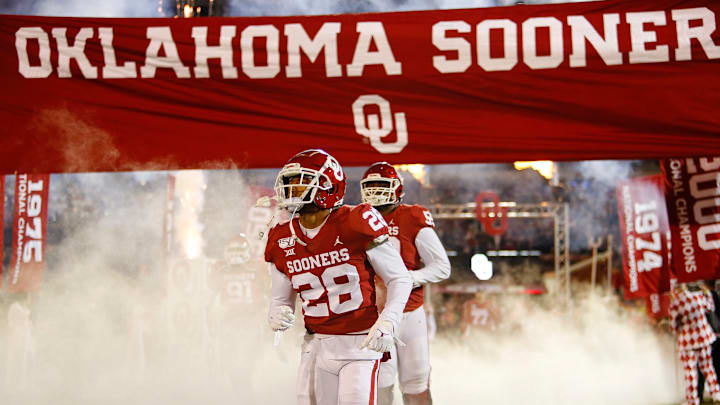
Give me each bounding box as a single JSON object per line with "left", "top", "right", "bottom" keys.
{"left": 471, "top": 253, "right": 493, "bottom": 280}
{"left": 513, "top": 160, "right": 555, "bottom": 181}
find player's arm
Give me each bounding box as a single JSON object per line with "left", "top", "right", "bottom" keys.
{"left": 366, "top": 236, "right": 412, "bottom": 333}
{"left": 410, "top": 226, "right": 451, "bottom": 287}
{"left": 268, "top": 263, "right": 297, "bottom": 331}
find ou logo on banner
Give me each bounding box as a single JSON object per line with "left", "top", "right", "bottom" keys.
{"left": 352, "top": 94, "right": 408, "bottom": 154}
{"left": 475, "top": 191, "right": 508, "bottom": 236}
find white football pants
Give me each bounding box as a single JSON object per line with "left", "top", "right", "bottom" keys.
{"left": 378, "top": 306, "right": 430, "bottom": 394}
{"left": 297, "top": 333, "right": 383, "bottom": 405}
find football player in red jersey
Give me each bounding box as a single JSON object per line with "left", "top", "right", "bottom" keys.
{"left": 360, "top": 162, "right": 451, "bottom": 405}
{"left": 460, "top": 291, "right": 499, "bottom": 336}
{"left": 207, "top": 234, "right": 269, "bottom": 399}
{"left": 265, "top": 150, "right": 412, "bottom": 405}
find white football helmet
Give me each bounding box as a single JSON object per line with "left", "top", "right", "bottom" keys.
{"left": 274, "top": 149, "right": 346, "bottom": 211}
{"left": 360, "top": 162, "right": 404, "bottom": 207}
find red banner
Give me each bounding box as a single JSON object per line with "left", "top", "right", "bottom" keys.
{"left": 616, "top": 174, "right": 671, "bottom": 299}
{"left": 645, "top": 292, "right": 671, "bottom": 319}
{"left": 9, "top": 173, "right": 50, "bottom": 292}
{"left": 1, "top": 0, "right": 719, "bottom": 174}
{"left": 661, "top": 157, "right": 720, "bottom": 282}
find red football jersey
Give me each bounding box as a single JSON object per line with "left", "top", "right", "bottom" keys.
{"left": 376, "top": 204, "right": 435, "bottom": 312}
{"left": 265, "top": 204, "right": 389, "bottom": 335}
{"left": 461, "top": 300, "right": 499, "bottom": 332}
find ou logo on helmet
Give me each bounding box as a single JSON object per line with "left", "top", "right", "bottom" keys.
{"left": 352, "top": 94, "right": 408, "bottom": 154}
{"left": 325, "top": 155, "right": 344, "bottom": 181}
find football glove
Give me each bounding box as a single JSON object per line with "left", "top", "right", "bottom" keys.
{"left": 360, "top": 319, "right": 395, "bottom": 352}
{"left": 409, "top": 271, "right": 423, "bottom": 288}
{"left": 269, "top": 305, "right": 295, "bottom": 332}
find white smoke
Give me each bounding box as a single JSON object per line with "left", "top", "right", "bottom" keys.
{"left": 0, "top": 169, "right": 269, "bottom": 402}
{"left": 431, "top": 293, "right": 679, "bottom": 405}
{"left": 132, "top": 171, "right": 166, "bottom": 187}
{"left": 573, "top": 160, "right": 641, "bottom": 190}
{"left": 564, "top": 160, "right": 653, "bottom": 251}
{"left": 174, "top": 170, "right": 206, "bottom": 261}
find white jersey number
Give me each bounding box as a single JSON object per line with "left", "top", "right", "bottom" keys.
{"left": 363, "top": 208, "right": 388, "bottom": 232}
{"left": 423, "top": 210, "right": 435, "bottom": 227}
{"left": 291, "top": 264, "right": 363, "bottom": 317}
{"left": 471, "top": 306, "right": 489, "bottom": 326}
{"left": 226, "top": 278, "right": 253, "bottom": 304}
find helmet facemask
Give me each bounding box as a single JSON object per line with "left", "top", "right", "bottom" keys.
{"left": 274, "top": 163, "right": 332, "bottom": 211}
{"left": 360, "top": 175, "right": 402, "bottom": 206}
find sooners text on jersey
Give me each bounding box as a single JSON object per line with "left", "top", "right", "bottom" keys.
{"left": 265, "top": 204, "right": 389, "bottom": 334}
{"left": 379, "top": 204, "right": 434, "bottom": 312}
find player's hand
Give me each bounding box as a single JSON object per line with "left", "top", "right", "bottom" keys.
{"left": 269, "top": 305, "right": 295, "bottom": 331}
{"left": 360, "top": 319, "right": 394, "bottom": 352}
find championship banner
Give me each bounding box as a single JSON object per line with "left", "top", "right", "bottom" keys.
{"left": 1, "top": 0, "right": 720, "bottom": 174}
{"left": 661, "top": 157, "right": 720, "bottom": 282}
{"left": 645, "top": 292, "right": 671, "bottom": 320}
{"left": 9, "top": 173, "right": 50, "bottom": 292}
{"left": 616, "top": 174, "right": 671, "bottom": 299}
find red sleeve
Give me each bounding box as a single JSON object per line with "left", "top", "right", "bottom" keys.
{"left": 409, "top": 204, "right": 435, "bottom": 230}
{"left": 347, "top": 203, "right": 390, "bottom": 248}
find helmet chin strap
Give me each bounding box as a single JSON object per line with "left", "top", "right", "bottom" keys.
{"left": 252, "top": 196, "right": 309, "bottom": 248}
{"left": 255, "top": 196, "right": 278, "bottom": 241}
{"left": 289, "top": 204, "right": 308, "bottom": 247}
